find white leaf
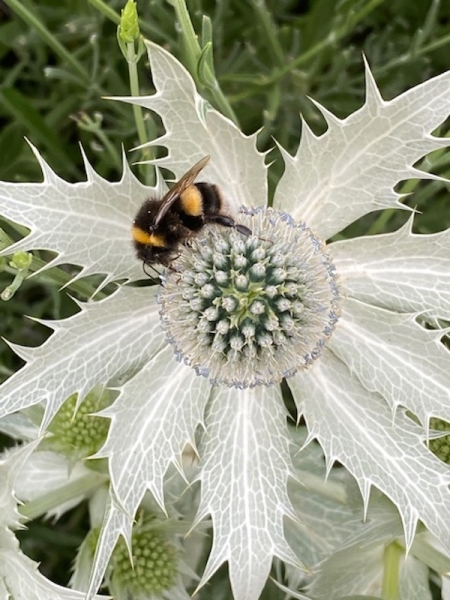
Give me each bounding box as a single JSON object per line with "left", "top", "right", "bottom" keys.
{"left": 95, "top": 345, "right": 210, "bottom": 514}
{"left": 306, "top": 492, "right": 403, "bottom": 599}
{"left": 14, "top": 450, "right": 95, "bottom": 519}
{"left": 308, "top": 495, "right": 425, "bottom": 600}
{"left": 195, "top": 386, "right": 299, "bottom": 600}
{"left": 274, "top": 64, "right": 450, "bottom": 240}
{"left": 286, "top": 429, "right": 357, "bottom": 572}
{"left": 442, "top": 576, "right": 450, "bottom": 600}
{"left": 0, "top": 528, "right": 106, "bottom": 599}
{"left": 329, "top": 298, "right": 450, "bottom": 425}
{"left": 271, "top": 578, "right": 312, "bottom": 599}
{"left": 399, "top": 557, "right": 432, "bottom": 600}
{"left": 86, "top": 494, "right": 132, "bottom": 600}
{"left": 115, "top": 41, "right": 268, "bottom": 211}
{"left": 308, "top": 542, "right": 384, "bottom": 599}
{"left": 0, "top": 144, "right": 156, "bottom": 283}
{"left": 0, "top": 442, "right": 39, "bottom": 529}
{"left": 289, "top": 350, "right": 450, "bottom": 553}
{"left": 0, "top": 412, "right": 39, "bottom": 441}
{"left": 331, "top": 218, "right": 450, "bottom": 320}
{"left": 0, "top": 286, "right": 164, "bottom": 428}
{"left": 85, "top": 349, "right": 209, "bottom": 597}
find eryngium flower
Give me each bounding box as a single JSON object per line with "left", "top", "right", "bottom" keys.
{"left": 161, "top": 207, "right": 340, "bottom": 387}
{"left": 1, "top": 42, "right": 450, "bottom": 600}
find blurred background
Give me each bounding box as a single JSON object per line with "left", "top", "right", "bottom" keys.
{"left": 0, "top": 0, "right": 449, "bottom": 594}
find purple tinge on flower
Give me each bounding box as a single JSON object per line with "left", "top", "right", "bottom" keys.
{"left": 159, "top": 207, "right": 341, "bottom": 388}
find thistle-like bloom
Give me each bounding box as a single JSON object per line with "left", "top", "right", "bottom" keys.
{"left": 1, "top": 41, "right": 450, "bottom": 600}
{"left": 161, "top": 207, "right": 340, "bottom": 387}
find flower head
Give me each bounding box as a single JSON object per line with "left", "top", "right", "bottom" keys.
{"left": 161, "top": 207, "right": 340, "bottom": 387}
{"left": 1, "top": 39, "right": 450, "bottom": 600}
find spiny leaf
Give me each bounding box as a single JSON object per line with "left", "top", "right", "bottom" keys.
{"left": 113, "top": 41, "right": 268, "bottom": 211}
{"left": 0, "top": 529, "right": 105, "bottom": 599}
{"left": 195, "top": 386, "right": 300, "bottom": 600}
{"left": 290, "top": 350, "right": 450, "bottom": 554}
{"left": 0, "top": 143, "right": 159, "bottom": 283}
{"left": 95, "top": 346, "right": 210, "bottom": 514}
{"left": 274, "top": 63, "right": 450, "bottom": 240}
{"left": 331, "top": 218, "right": 450, "bottom": 321}
{"left": 0, "top": 286, "right": 164, "bottom": 428}
{"left": 0, "top": 441, "right": 40, "bottom": 529}
{"left": 329, "top": 298, "right": 450, "bottom": 426}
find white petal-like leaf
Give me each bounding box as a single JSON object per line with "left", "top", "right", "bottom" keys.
{"left": 442, "top": 576, "right": 450, "bottom": 599}
{"left": 399, "top": 557, "right": 432, "bottom": 600}
{"left": 329, "top": 298, "right": 450, "bottom": 425}
{"left": 0, "top": 529, "right": 105, "bottom": 599}
{"left": 86, "top": 493, "right": 132, "bottom": 600}
{"left": 115, "top": 41, "right": 268, "bottom": 210}
{"left": 85, "top": 350, "right": 209, "bottom": 598}
{"left": 274, "top": 64, "right": 450, "bottom": 239}
{"left": 195, "top": 386, "right": 299, "bottom": 600}
{"left": 307, "top": 494, "right": 403, "bottom": 598}
{"left": 286, "top": 428, "right": 357, "bottom": 573}
{"left": 0, "top": 441, "right": 39, "bottom": 529}
{"left": 330, "top": 218, "right": 450, "bottom": 320}
{"left": 15, "top": 450, "right": 97, "bottom": 519}
{"left": 289, "top": 350, "right": 450, "bottom": 553}
{"left": 309, "top": 542, "right": 384, "bottom": 599}
{"left": 0, "top": 286, "right": 164, "bottom": 428}
{"left": 95, "top": 345, "right": 210, "bottom": 513}
{"left": 0, "top": 145, "right": 157, "bottom": 283}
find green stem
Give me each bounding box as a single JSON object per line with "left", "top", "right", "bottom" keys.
{"left": 1, "top": 270, "right": 28, "bottom": 300}
{"left": 126, "top": 43, "right": 156, "bottom": 186}
{"left": 251, "top": 0, "right": 285, "bottom": 67}
{"left": 3, "top": 0, "right": 90, "bottom": 85}
{"left": 376, "top": 32, "right": 450, "bottom": 77}
{"left": 381, "top": 542, "right": 401, "bottom": 600}
{"left": 0, "top": 230, "right": 103, "bottom": 299}
{"left": 169, "top": 0, "right": 239, "bottom": 124}
{"left": 88, "top": 0, "right": 121, "bottom": 24}
{"left": 170, "top": 0, "right": 199, "bottom": 75}
{"left": 19, "top": 472, "right": 106, "bottom": 521}
{"left": 257, "top": 0, "right": 385, "bottom": 88}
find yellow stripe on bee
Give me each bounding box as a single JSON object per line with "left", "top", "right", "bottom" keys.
{"left": 180, "top": 186, "right": 203, "bottom": 216}
{"left": 131, "top": 226, "right": 166, "bottom": 247}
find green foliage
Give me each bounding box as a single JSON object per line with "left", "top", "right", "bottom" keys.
{"left": 1, "top": 0, "right": 450, "bottom": 596}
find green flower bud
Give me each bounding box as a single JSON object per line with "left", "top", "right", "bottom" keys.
{"left": 118, "top": 0, "right": 140, "bottom": 44}
{"left": 10, "top": 251, "right": 32, "bottom": 271}
{"left": 110, "top": 520, "right": 178, "bottom": 597}
{"left": 429, "top": 418, "right": 450, "bottom": 464}
{"left": 47, "top": 389, "right": 110, "bottom": 460}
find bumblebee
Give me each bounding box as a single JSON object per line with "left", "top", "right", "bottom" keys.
{"left": 132, "top": 156, "right": 252, "bottom": 269}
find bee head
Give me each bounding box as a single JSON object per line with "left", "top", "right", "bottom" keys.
{"left": 135, "top": 242, "right": 176, "bottom": 269}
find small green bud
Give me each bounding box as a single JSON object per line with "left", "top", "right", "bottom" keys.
{"left": 110, "top": 518, "right": 178, "bottom": 597}
{"left": 47, "top": 389, "right": 110, "bottom": 461}
{"left": 1, "top": 253, "right": 32, "bottom": 301}
{"left": 118, "top": 0, "right": 140, "bottom": 44}
{"left": 10, "top": 251, "right": 32, "bottom": 271}
{"left": 429, "top": 418, "right": 450, "bottom": 464}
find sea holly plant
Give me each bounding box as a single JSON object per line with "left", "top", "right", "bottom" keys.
{"left": 1, "top": 37, "right": 450, "bottom": 600}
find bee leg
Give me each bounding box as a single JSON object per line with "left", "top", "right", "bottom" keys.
{"left": 208, "top": 214, "right": 272, "bottom": 244}
{"left": 166, "top": 254, "right": 182, "bottom": 272}
{"left": 207, "top": 215, "right": 252, "bottom": 237}
{"left": 142, "top": 262, "right": 163, "bottom": 284}
{"left": 166, "top": 258, "right": 182, "bottom": 283}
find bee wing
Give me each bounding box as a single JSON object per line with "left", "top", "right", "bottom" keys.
{"left": 153, "top": 155, "right": 210, "bottom": 227}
